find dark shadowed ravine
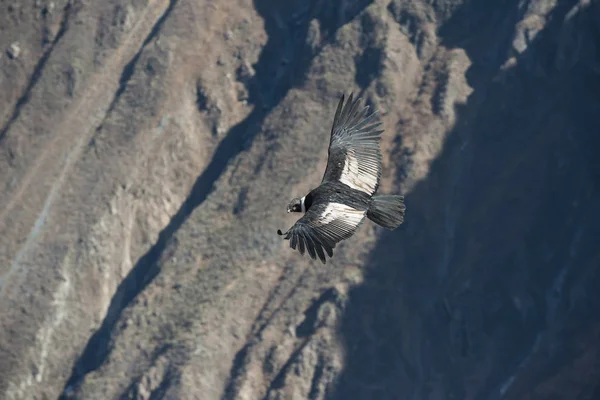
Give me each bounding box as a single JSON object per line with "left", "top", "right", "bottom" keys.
{"left": 335, "top": 0, "right": 600, "bottom": 399}
{"left": 0, "top": 0, "right": 599, "bottom": 399}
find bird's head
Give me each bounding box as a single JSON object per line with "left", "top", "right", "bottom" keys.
{"left": 286, "top": 197, "right": 303, "bottom": 213}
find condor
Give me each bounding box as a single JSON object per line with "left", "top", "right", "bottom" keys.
{"left": 277, "top": 93, "right": 406, "bottom": 263}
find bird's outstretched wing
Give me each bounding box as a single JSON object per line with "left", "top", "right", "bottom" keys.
{"left": 321, "top": 93, "right": 384, "bottom": 196}
{"left": 277, "top": 202, "right": 366, "bottom": 263}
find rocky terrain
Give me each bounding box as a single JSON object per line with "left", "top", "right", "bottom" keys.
{"left": 0, "top": 0, "right": 599, "bottom": 399}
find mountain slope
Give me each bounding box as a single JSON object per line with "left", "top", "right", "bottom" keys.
{"left": 0, "top": 0, "right": 599, "bottom": 399}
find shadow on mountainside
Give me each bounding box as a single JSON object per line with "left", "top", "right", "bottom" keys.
{"left": 334, "top": 1, "right": 600, "bottom": 399}
{"left": 60, "top": 0, "right": 374, "bottom": 397}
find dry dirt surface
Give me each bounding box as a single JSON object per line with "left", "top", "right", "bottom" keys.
{"left": 1, "top": 0, "right": 599, "bottom": 399}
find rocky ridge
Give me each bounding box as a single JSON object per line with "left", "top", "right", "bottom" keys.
{"left": 0, "top": 0, "right": 599, "bottom": 399}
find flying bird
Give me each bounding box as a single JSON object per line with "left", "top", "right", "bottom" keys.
{"left": 277, "top": 93, "right": 406, "bottom": 263}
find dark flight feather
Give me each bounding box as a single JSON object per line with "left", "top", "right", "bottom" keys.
{"left": 278, "top": 202, "right": 366, "bottom": 263}
{"left": 321, "top": 93, "right": 384, "bottom": 196}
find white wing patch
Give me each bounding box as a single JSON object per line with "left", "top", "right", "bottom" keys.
{"left": 339, "top": 150, "right": 379, "bottom": 195}
{"left": 317, "top": 202, "right": 365, "bottom": 226}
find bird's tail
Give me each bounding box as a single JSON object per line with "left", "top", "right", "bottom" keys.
{"left": 367, "top": 195, "right": 406, "bottom": 230}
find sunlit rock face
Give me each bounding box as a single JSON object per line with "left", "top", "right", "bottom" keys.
{"left": 0, "top": 0, "right": 598, "bottom": 399}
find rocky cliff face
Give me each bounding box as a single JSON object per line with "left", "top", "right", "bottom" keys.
{"left": 0, "top": 0, "right": 599, "bottom": 399}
